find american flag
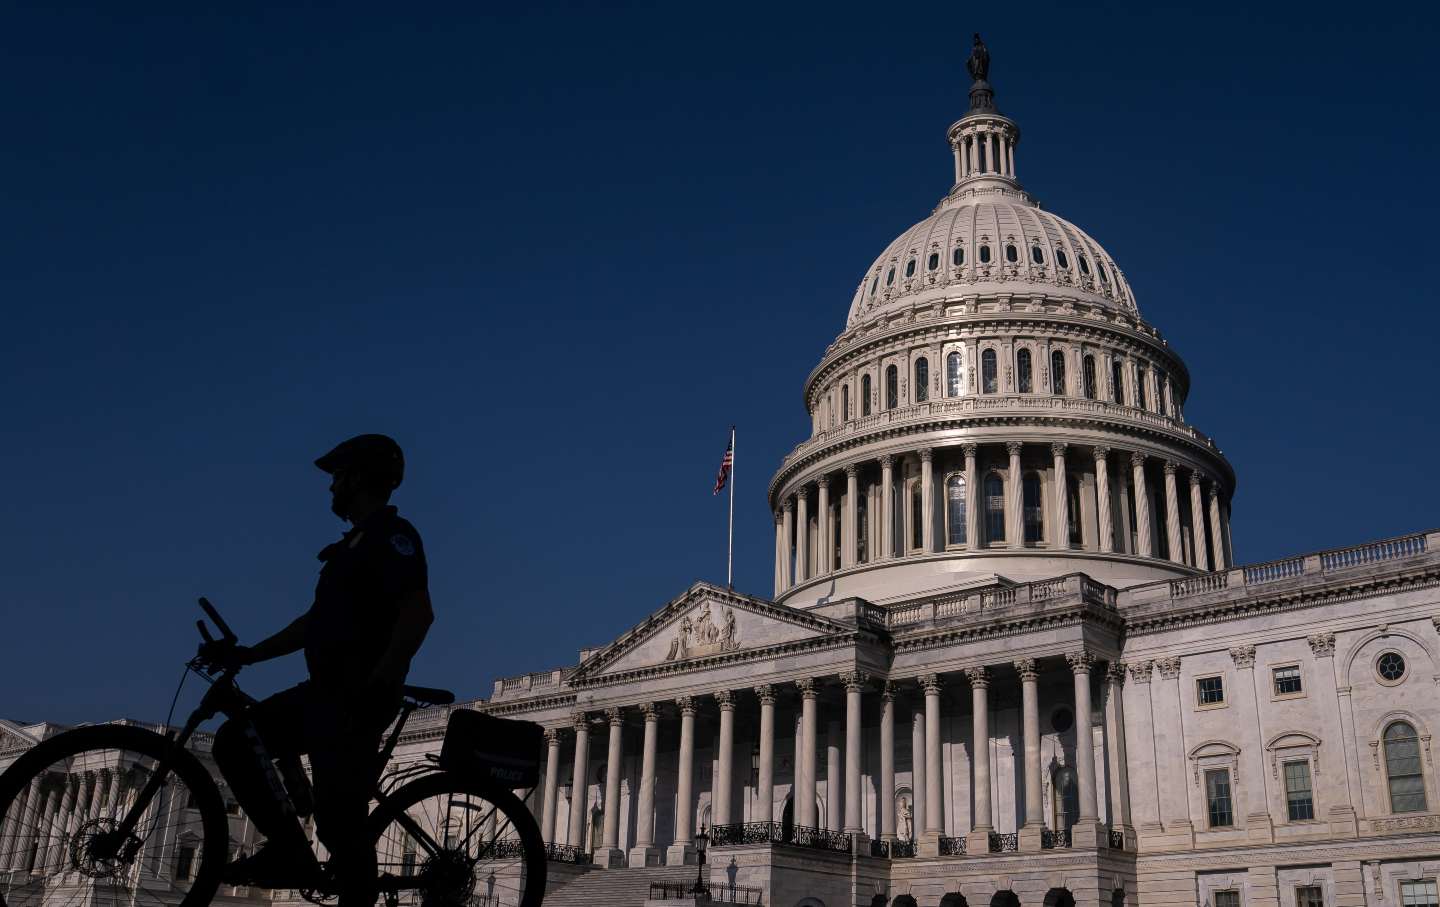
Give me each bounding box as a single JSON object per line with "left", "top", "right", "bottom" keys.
{"left": 713, "top": 433, "right": 734, "bottom": 495}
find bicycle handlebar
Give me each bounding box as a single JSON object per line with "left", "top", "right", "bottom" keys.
{"left": 197, "top": 597, "right": 238, "bottom": 644}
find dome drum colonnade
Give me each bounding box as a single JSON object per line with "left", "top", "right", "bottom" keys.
{"left": 768, "top": 54, "right": 1235, "bottom": 602}
{"left": 534, "top": 648, "right": 1131, "bottom": 864}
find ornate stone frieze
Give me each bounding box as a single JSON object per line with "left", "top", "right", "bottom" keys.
{"left": 840, "top": 671, "right": 870, "bottom": 692}
{"left": 1065, "top": 650, "right": 1094, "bottom": 674}
{"left": 664, "top": 600, "right": 741, "bottom": 662}
{"left": 753, "top": 684, "right": 776, "bottom": 705}
{"left": 1229, "top": 645, "right": 1256, "bottom": 668}
{"left": 964, "top": 666, "right": 989, "bottom": 687}
{"left": 1307, "top": 632, "right": 1337, "bottom": 658}
{"left": 1013, "top": 657, "right": 1038, "bottom": 681}
{"left": 1369, "top": 815, "right": 1440, "bottom": 832}
{"left": 1155, "top": 656, "right": 1182, "bottom": 678}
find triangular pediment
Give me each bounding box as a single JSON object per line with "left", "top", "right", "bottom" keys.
{"left": 570, "top": 582, "right": 853, "bottom": 683}
{"left": 0, "top": 719, "right": 41, "bottom": 753}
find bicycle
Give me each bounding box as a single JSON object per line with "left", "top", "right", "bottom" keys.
{"left": 0, "top": 599, "right": 547, "bottom": 907}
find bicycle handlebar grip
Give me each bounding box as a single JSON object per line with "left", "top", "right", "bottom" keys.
{"left": 197, "top": 620, "right": 214, "bottom": 643}
{"left": 197, "top": 597, "right": 237, "bottom": 643}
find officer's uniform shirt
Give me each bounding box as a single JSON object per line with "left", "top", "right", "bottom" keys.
{"left": 304, "top": 505, "right": 428, "bottom": 696}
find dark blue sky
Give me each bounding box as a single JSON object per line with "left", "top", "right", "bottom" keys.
{"left": 4, "top": 2, "right": 1437, "bottom": 725}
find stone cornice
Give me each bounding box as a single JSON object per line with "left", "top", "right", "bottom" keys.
{"left": 891, "top": 599, "right": 1122, "bottom": 654}
{"left": 571, "top": 629, "right": 880, "bottom": 689}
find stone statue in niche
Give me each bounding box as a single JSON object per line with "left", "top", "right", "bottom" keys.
{"left": 897, "top": 794, "right": 913, "bottom": 841}
{"left": 665, "top": 601, "right": 741, "bottom": 661}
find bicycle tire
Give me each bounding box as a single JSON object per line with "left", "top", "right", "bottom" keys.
{"left": 367, "top": 771, "right": 547, "bottom": 907}
{"left": 0, "top": 723, "right": 229, "bottom": 907}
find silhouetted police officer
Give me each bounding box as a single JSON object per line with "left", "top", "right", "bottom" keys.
{"left": 209, "top": 434, "right": 434, "bottom": 905}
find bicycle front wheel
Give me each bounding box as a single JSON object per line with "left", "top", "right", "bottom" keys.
{"left": 368, "top": 772, "right": 546, "bottom": 907}
{"left": 0, "top": 723, "right": 229, "bottom": 907}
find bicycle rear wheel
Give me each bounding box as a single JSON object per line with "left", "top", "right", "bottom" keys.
{"left": 368, "top": 772, "right": 546, "bottom": 907}
{"left": 0, "top": 724, "right": 229, "bottom": 907}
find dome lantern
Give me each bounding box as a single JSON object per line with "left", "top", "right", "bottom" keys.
{"left": 946, "top": 34, "right": 1022, "bottom": 198}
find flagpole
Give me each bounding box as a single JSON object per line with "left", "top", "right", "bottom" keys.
{"left": 726, "top": 426, "right": 735, "bottom": 589}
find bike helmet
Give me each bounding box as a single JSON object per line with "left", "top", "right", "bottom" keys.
{"left": 314, "top": 433, "right": 405, "bottom": 490}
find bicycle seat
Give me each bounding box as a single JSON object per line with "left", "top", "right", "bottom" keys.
{"left": 401, "top": 684, "right": 455, "bottom": 706}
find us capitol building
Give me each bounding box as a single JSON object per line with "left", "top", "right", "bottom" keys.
{"left": 5, "top": 39, "right": 1440, "bottom": 907}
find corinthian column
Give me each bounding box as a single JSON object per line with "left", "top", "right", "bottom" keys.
{"left": 1189, "top": 472, "right": 1209, "bottom": 570}
{"left": 796, "top": 488, "right": 810, "bottom": 581}
{"left": 1016, "top": 658, "right": 1044, "bottom": 852}
{"left": 919, "top": 674, "right": 945, "bottom": 855}
{"left": 542, "top": 729, "right": 562, "bottom": 844}
{"left": 816, "top": 477, "right": 832, "bottom": 574}
{"left": 714, "top": 691, "right": 736, "bottom": 827}
{"left": 1094, "top": 446, "right": 1113, "bottom": 553}
{"left": 781, "top": 498, "right": 795, "bottom": 590}
{"left": 1163, "top": 462, "right": 1183, "bottom": 564}
{"left": 1067, "top": 651, "right": 1104, "bottom": 847}
{"left": 843, "top": 465, "right": 859, "bottom": 567}
{"left": 1131, "top": 452, "right": 1153, "bottom": 557}
{"left": 754, "top": 685, "right": 776, "bottom": 824}
{"left": 667, "top": 697, "right": 697, "bottom": 865}
{"left": 920, "top": 448, "right": 935, "bottom": 552}
{"left": 1052, "top": 443, "right": 1069, "bottom": 548}
{"left": 567, "top": 713, "right": 591, "bottom": 849}
{"left": 797, "top": 679, "right": 819, "bottom": 828}
{"left": 773, "top": 512, "right": 786, "bottom": 595}
{"left": 880, "top": 455, "right": 895, "bottom": 559}
{"left": 842, "top": 672, "right": 868, "bottom": 841}
{"left": 629, "top": 706, "right": 660, "bottom": 866}
{"left": 1103, "top": 663, "right": 1134, "bottom": 846}
{"left": 962, "top": 444, "right": 980, "bottom": 547}
{"left": 879, "top": 682, "right": 897, "bottom": 841}
{"left": 1006, "top": 442, "right": 1024, "bottom": 549}
{"left": 1208, "top": 487, "right": 1227, "bottom": 569}
{"left": 966, "top": 667, "right": 993, "bottom": 837}
{"left": 599, "top": 709, "right": 625, "bottom": 866}
{"left": 911, "top": 708, "right": 926, "bottom": 843}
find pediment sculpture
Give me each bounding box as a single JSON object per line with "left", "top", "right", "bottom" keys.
{"left": 665, "top": 601, "right": 741, "bottom": 662}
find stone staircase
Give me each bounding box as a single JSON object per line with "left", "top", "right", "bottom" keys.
{"left": 545, "top": 864, "right": 700, "bottom": 907}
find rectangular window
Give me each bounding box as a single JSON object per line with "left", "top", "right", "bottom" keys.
{"left": 1400, "top": 881, "right": 1439, "bottom": 907}
{"left": 1197, "top": 675, "right": 1226, "bottom": 706}
{"left": 1273, "top": 665, "right": 1303, "bottom": 696}
{"left": 1284, "top": 761, "right": 1315, "bottom": 821}
{"left": 1295, "top": 886, "right": 1324, "bottom": 907}
{"left": 1214, "top": 891, "right": 1241, "bottom": 907}
{"left": 1205, "top": 768, "right": 1235, "bottom": 827}
{"left": 175, "top": 845, "right": 195, "bottom": 881}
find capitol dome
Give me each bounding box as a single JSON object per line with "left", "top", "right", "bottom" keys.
{"left": 767, "top": 54, "right": 1237, "bottom": 606}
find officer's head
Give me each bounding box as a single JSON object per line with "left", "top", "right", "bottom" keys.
{"left": 314, "top": 434, "right": 405, "bottom": 520}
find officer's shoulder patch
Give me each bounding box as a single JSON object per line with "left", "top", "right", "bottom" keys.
{"left": 390, "top": 534, "right": 416, "bottom": 556}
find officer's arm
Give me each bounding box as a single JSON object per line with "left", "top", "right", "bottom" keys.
{"left": 238, "top": 612, "right": 311, "bottom": 665}
{"left": 367, "top": 589, "right": 434, "bottom": 688}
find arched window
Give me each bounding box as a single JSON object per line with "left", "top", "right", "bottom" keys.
{"left": 1384, "top": 721, "right": 1427, "bottom": 813}
{"left": 981, "top": 349, "right": 998, "bottom": 394}
{"left": 1136, "top": 367, "right": 1148, "bottom": 411}
{"left": 928, "top": 252, "right": 939, "bottom": 271}
{"left": 841, "top": 384, "right": 850, "bottom": 421}
{"left": 861, "top": 374, "right": 872, "bottom": 416}
{"left": 946, "top": 351, "right": 963, "bottom": 397}
{"left": 1078, "top": 254, "right": 1091, "bottom": 275}
{"left": 1023, "top": 471, "right": 1044, "bottom": 544}
{"left": 914, "top": 358, "right": 929, "bottom": 403}
{"left": 1005, "top": 244, "right": 1018, "bottom": 263}
{"left": 1016, "top": 348, "right": 1033, "bottom": 393}
{"left": 1031, "top": 245, "right": 1045, "bottom": 264}
{"left": 905, "top": 258, "right": 916, "bottom": 278}
{"left": 946, "top": 474, "right": 967, "bottom": 546}
{"left": 1082, "top": 355, "right": 1097, "bottom": 400}
{"left": 885, "top": 365, "right": 898, "bottom": 409}
{"left": 910, "top": 481, "right": 923, "bottom": 551}
{"left": 1098, "top": 262, "right": 1110, "bottom": 284}
{"left": 1055, "top": 247, "right": 1070, "bottom": 269}
{"left": 869, "top": 274, "right": 878, "bottom": 297}
{"left": 1051, "top": 350, "right": 1067, "bottom": 395}
{"left": 985, "top": 474, "right": 1005, "bottom": 543}
{"left": 1067, "top": 474, "right": 1083, "bottom": 546}
{"left": 1111, "top": 360, "right": 1126, "bottom": 405}
{"left": 953, "top": 246, "right": 964, "bottom": 266}
{"left": 979, "top": 245, "right": 992, "bottom": 264}
{"left": 886, "top": 267, "right": 895, "bottom": 287}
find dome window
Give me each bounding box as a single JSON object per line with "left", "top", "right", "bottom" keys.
{"left": 979, "top": 245, "right": 992, "bottom": 264}
{"left": 1031, "top": 246, "right": 1045, "bottom": 265}
{"left": 1005, "top": 244, "right": 1018, "bottom": 263}
{"left": 927, "top": 252, "right": 939, "bottom": 271}
{"left": 1082, "top": 355, "right": 1097, "bottom": 400}
{"left": 870, "top": 274, "right": 879, "bottom": 298}
{"left": 1078, "top": 254, "right": 1091, "bottom": 275}
{"left": 1051, "top": 350, "right": 1067, "bottom": 395}
{"left": 945, "top": 350, "right": 963, "bottom": 397}
{"left": 1098, "top": 262, "right": 1110, "bottom": 284}
{"left": 914, "top": 357, "right": 929, "bottom": 402}
{"left": 981, "top": 349, "right": 998, "bottom": 394}
{"left": 953, "top": 246, "right": 965, "bottom": 266}
{"left": 1016, "top": 348, "right": 1033, "bottom": 393}
{"left": 885, "top": 365, "right": 898, "bottom": 409}
{"left": 885, "top": 267, "right": 895, "bottom": 287}
{"left": 1055, "top": 247, "right": 1070, "bottom": 269}
{"left": 861, "top": 374, "right": 872, "bottom": 416}
{"left": 1111, "top": 360, "right": 1127, "bottom": 405}
{"left": 905, "top": 258, "right": 916, "bottom": 278}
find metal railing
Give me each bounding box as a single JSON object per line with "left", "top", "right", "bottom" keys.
{"left": 869, "top": 839, "right": 917, "bottom": 858}
{"left": 877, "top": 573, "right": 1116, "bottom": 630}
{"left": 649, "top": 882, "right": 764, "bottom": 904}
{"left": 988, "top": 832, "right": 1018, "bottom": 853}
{"left": 542, "top": 843, "right": 591, "bottom": 864}
{"left": 707, "top": 822, "right": 850, "bottom": 853}
{"left": 1108, "top": 828, "right": 1126, "bottom": 850}
{"left": 938, "top": 835, "right": 967, "bottom": 855}
{"left": 1040, "top": 828, "right": 1070, "bottom": 849}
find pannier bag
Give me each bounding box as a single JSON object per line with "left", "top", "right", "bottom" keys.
{"left": 439, "top": 709, "right": 543, "bottom": 788}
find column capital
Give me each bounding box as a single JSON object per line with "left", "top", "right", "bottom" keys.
{"left": 1065, "top": 650, "right": 1095, "bottom": 674}
{"left": 1190, "top": 469, "right": 1205, "bottom": 488}
{"left": 1127, "top": 659, "right": 1154, "bottom": 684}
{"left": 676, "top": 695, "right": 697, "bottom": 715}
{"left": 605, "top": 707, "right": 624, "bottom": 726}
{"left": 880, "top": 680, "right": 898, "bottom": 701}
{"left": 1013, "top": 657, "right": 1038, "bottom": 681}
{"left": 1130, "top": 450, "right": 1147, "bottom": 467}
{"left": 816, "top": 475, "right": 830, "bottom": 491}
{"left": 754, "top": 683, "right": 776, "bottom": 704}
{"left": 1307, "top": 632, "right": 1337, "bottom": 658}
{"left": 544, "top": 728, "right": 563, "bottom": 745}
{"left": 961, "top": 442, "right": 978, "bottom": 458}
{"left": 880, "top": 454, "right": 895, "bottom": 469}
{"left": 920, "top": 673, "right": 944, "bottom": 694}
{"left": 774, "top": 510, "right": 784, "bottom": 526}
{"left": 840, "top": 671, "right": 870, "bottom": 693}
{"left": 797, "top": 486, "right": 809, "bottom": 502}
{"left": 919, "top": 447, "right": 934, "bottom": 464}
{"left": 1006, "top": 441, "right": 1023, "bottom": 457}
{"left": 782, "top": 497, "right": 794, "bottom": 513}
{"left": 1154, "top": 655, "right": 1182, "bottom": 678}
{"left": 715, "top": 689, "right": 736, "bottom": 710}
{"left": 844, "top": 463, "right": 859, "bottom": 479}
{"left": 796, "top": 678, "right": 819, "bottom": 699}
{"left": 1228, "top": 645, "right": 1256, "bottom": 669}
{"left": 1051, "top": 442, "right": 1068, "bottom": 457}
{"left": 1092, "top": 444, "right": 1110, "bottom": 461}
{"left": 964, "top": 666, "right": 989, "bottom": 688}
{"left": 1105, "top": 662, "right": 1128, "bottom": 685}
{"left": 1163, "top": 460, "right": 1179, "bottom": 476}
{"left": 571, "top": 711, "right": 590, "bottom": 731}
{"left": 640, "top": 702, "right": 659, "bottom": 721}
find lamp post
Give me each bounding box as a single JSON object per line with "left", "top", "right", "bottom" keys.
{"left": 691, "top": 824, "right": 710, "bottom": 897}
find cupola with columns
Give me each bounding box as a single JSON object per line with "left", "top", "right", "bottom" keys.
{"left": 769, "top": 37, "right": 1237, "bottom": 605}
